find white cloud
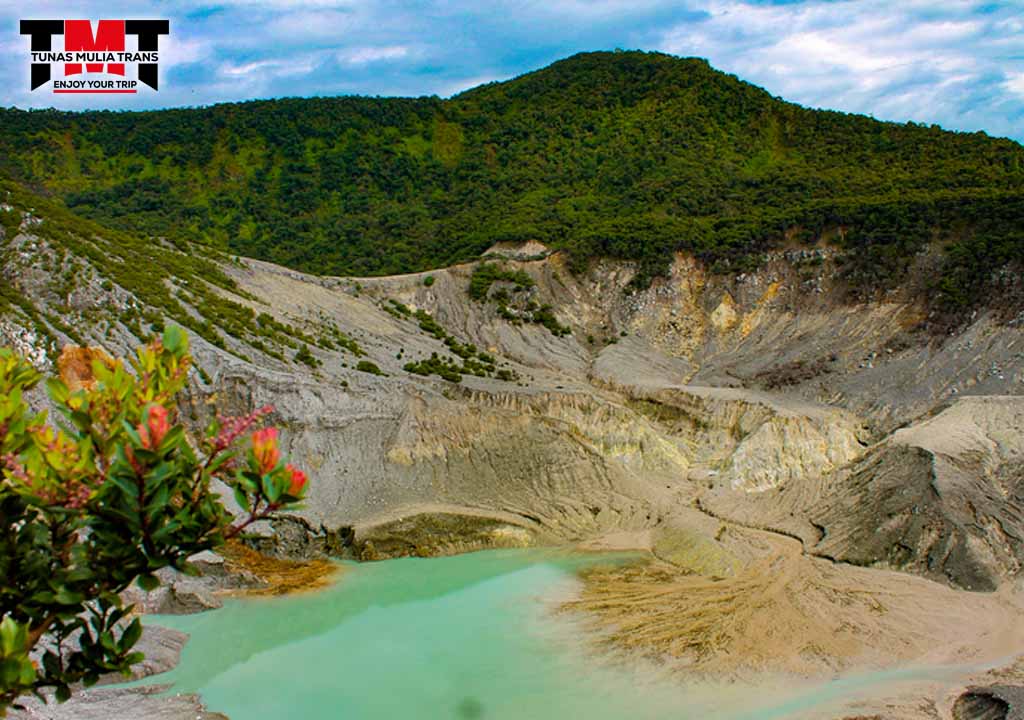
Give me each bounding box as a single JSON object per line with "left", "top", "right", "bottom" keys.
{"left": 182, "top": 0, "right": 356, "bottom": 7}
{"left": 439, "top": 74, "right": 502, "bottom": 97}
{"left": 528, "top": 0, "right": 675, "bottom": 19}
{"left": 657, "top": 0, "right": 1022, "bottom": 139}
{"left": 272, "top": 9, "right": 356, "bottom": 39}
{"left": 1006, "top": 73, "right": 1024, "bottom": 99}
{"left": 339, "top": 45, "right": 409, "bottom": 65}
{"left": 219, "top": 55, "right": 320, "bottom": 80}
{"left": 160, "top": 36, "right": 209, "bottom": 69}
{"left": 0, "top": 0, "right": 1020, "bottom": 141}
{"left": 219, "top": 59, "right": 279, "bottom": 77}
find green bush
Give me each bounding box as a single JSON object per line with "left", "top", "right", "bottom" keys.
{"left": 294, "top": 344, "right": 320, "bottom": 368}
{"left": 355, "top": 360, "right": 384, "bottom": 375}
{"left": 1, "top": 50, "right": 1021, "bottom": 316}
{"left": 0, "top": 327, "right": 308, "bottom": 711}
{"left": 404, "top": 353, "right": 463, "bottom": 383}
{"left": 468, "top": 263, "right": 535, "bottom": 301}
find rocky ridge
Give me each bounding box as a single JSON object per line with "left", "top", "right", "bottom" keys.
{"left": 4, "top": 208, "right": 1024, "bottom": 584}
{"left": 6, "top": 210, "right": 1024, "bottom": 717}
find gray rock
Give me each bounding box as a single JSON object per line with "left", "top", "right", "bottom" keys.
{"left": 95, "top": 625, "right": 189, "bottom": 684}
{"left": 122, "top": 573, "right": 222, "bottom": 615}
{"left": 9, "top": 685, "right": 227, "bottom": 720}
{"left": 953, "top": 686, "right": 1024, "bottom": 720}
{"left": 121, "top": 551, "right": 267, "bottom": 615}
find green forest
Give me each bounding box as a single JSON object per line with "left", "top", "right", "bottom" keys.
{"left": 1, "top": 50, "right": 1023, "bottom": 310}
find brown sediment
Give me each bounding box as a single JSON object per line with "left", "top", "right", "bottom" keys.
{"left": 564, "top": 522, "right": 1024, "bottom": 681}
{"left": 219, "top": 541, "right": 341, "bottom": 596}
{"left": 57, "top": 345, "right": 115, "bottom": 392}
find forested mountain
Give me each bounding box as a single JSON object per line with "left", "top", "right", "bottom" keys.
{"left": 2, "top": 50, "right": 1023, "bottom": 309}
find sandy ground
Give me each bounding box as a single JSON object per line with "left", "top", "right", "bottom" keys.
{"left": 219, "top": 540, "right": 341, "bottom": 596}
{"left": 569, "top": 513, "right": 1024, "bottom": 719}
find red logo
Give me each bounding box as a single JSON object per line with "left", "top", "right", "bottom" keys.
{"left": 20, "top": 19, "right": 169, "bottom": 94}
{"left": 64, "top": 20, "right": 125, "bottom": 77}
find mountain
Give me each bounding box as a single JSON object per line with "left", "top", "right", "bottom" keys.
{"left": 5, "top": 50, "right": 1024, "bottom": 719}
{"left": 3, "top": 164, "right": 1024, "bottom": 594}
{"left": 1, "top": 50, "right": 1023, "bottom": 313}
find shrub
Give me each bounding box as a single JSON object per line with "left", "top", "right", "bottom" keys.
{"left": 355, "top": 360, "right": 384, "bottom": 375}
{"left": 468, "top": 263, "right": 534, "bottom": 301}
{"left": 532, "top": 304, "right": 571, "bottom": 336}
{"left": 414, "top": 309, "right": 446, "bottom": 340}
{"left": 403, "top": 353, "right": 462, "bottom": 383}
{"left": 294, "top": 343, "right": 320, "bottom": 368}
{"left": 0, "top": 327, "right": 308, "bottom": 711}
{"left": 386, "top": 299, "right": 412, "bottom": 317}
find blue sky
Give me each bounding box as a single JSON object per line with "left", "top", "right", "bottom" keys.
{"left": 2, "top": 1, "right": 1022, "bottom": 142}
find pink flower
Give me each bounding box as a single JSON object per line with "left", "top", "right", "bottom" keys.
{"left": 251, "top": 427, "right": 280, "bottom": 474}
{"left": 138, "top": 405, "right": 171, "bottom": 450}
{"left": 285, "top": 464, "right": 307, "bottom": 496}
{"left": 212, "top": 405, "right": 273, "bottom": 452}
{"left": 2, "top": 453, "right": 32, "bottom": 486}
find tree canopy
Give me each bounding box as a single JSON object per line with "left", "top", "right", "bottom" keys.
{"left": 1, "top": 50, "right": 1022, "bottom": 308}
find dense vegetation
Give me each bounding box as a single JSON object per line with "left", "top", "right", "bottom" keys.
{"left": 2, "top": 51, "right": 1023, "bottom": 309}
{"left": 0, "top": 180, "right": 363, "bottom": 366}
{"left": 469, "top": 264, "right": 571, "bottom": 336}
{"left": 468, "top": 263, "right": 535, "bottom": 300}
{"left": 0, "top": 328, "right": 307, "bottom": 710}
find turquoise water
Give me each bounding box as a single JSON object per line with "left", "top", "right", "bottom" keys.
{"left": 144, "top": 549, "right": 963, "bottom": 720}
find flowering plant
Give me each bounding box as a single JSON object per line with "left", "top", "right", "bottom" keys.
{"left": 0, "top": 327, "right": 307, "bottom": 712}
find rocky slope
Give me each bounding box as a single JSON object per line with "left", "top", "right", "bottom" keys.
{"left": 4, "top": 185, "right": 1024, "bottom": 593}
{"left": 6, "top": 182, "right": 1024, "bottom": 717}
{"left": 187, "top": 244, "right": 1024, "bottom": 590}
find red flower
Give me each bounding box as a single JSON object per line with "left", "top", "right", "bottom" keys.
{"left": 285, "top": 464, "right": 307, "bottom": 497}
{"left": 251, "top": 427, "right": 280, "bottom": 474}
{"left": 138, "top": 405, "right": 171, "bottom": 450}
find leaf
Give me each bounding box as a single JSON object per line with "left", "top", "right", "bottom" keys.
{"left": 162, "top": 325, "right": 187, "bottom": 355}
{"left": 65, "top": 565, "right": 96, "bottom": 583}
{"left": 55, "top": 587, "right": 85, "bottom": 606}
{"left": 150, "top": 519, "right": 181, "bottom": 545}
{"left": 42, "top": 650, "right": 61, "bottom": 677}
{"left": 205, "top": 451, "right": 235, "bottom": 475}
{"left": 180, "top": 439, "right": 198, "bottom": 465}
{"left": 261, "top": 473, "right": 282, "bottom": 505}
{"left": 18, "top": 657, "right": 35, "bottom": 685}
{"left": 121, "top": 420, "right": 142, "bottom": 446}
{"left": 136, "top": 574, "right": 160, "bottom": 592}
{"left": 94, "top": 505, "right": 142, "bottom": 532}
{"left": 45, "top": 377, "right": 69, "bottom": 405}
{"left": 119, "top": 618, "right": 142, "bottom": 651}
{"left": 158, "top": 426, "right": 186, "bottom": 453}
{"left": 145, "top": 461, "right": 178, "bottom": 491}
{"left": 0, "top": 617, "right": 25, "bottom": 655}
{"left": 29, "top": 591, "right": 55, "bottom": 605}
{"left": 232, "top": 486, "right": 251, "bottom": 513}
{"left": 237, "top": 473, "right": 258, "bottom": 494}
{"left": 69, "top": 409, "right": 92, "bottom": 432}
{"left": 55, "top": 684, "right": 71, "bottom": 703}
{"left": 144, "top": 482, "right": 171, "bottom": 518}
{"left": 100, "top": 631, "right": 117, "bottom": 653}
{"left": 107, "top": 473, "right": 140, "bottom": 500}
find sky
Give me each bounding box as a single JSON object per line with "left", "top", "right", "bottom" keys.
{"left": 1, "top": 0, "right": 1022, "bottom": 142}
